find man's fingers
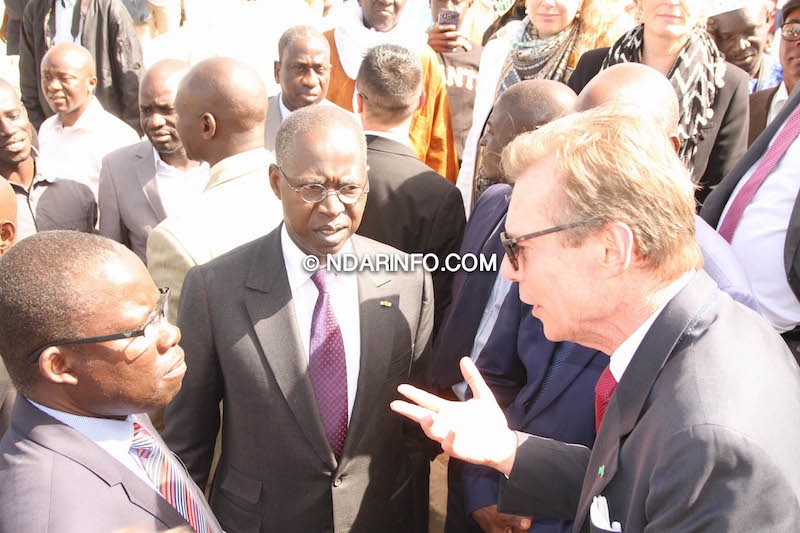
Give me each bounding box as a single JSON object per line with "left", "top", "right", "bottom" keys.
{"left": 396, "top": 383, "right": 447, "bottom": 412}
{"left": 389, "top": 400, "right": 433, "bottom": 423}
{"left": 460, "top": 357, "right": 494, "bottom": 401}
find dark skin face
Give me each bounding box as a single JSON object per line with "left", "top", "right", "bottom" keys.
{"left": 40, "top": 48, "right": 97, "bottom": 127}
{"left": 708, "top": 7, "right": 770, "bottom": 78}
{"left": 269, "top": 126, "right": 368, "bottom": 261}
{"left": 358, "top": 0, "right": 408, "bottom": 32}
{"left": 274, "top": 36, "right": 331, "bottom": 112}
{"left": 477, "top": 96, "right": 533, "bottom": 185}
{"left": 139, "top": 70, "right": 185, "bottom": 156}
{"left": 781, "top": 8, "right": 800, "bottom": 94}
{"left": 0, "top": 86, "right": 33, "bottom": 170}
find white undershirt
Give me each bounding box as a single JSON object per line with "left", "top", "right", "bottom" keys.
{"left": 768, "top": 82, "right": 790, "bottom": 126}
{"left": 280, "top": 224, "right": 361, "bottom": 419}
{"left": 718, "top": 111, "right": 800, "bottom": 333}
{"left": 278, "top": 92, "right": 291, "bottom": 122}
{"left": 54, "top": 0, "right": 82, "bottom": 45}
{"left": 153, "top": 147, "right": 209, "bottom": 217}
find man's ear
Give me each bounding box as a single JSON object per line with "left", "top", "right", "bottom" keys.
{"left": 274, "top": 60, "right": 281, "bottom": 84}
{"left": 599, "top": 221, "right": 634, "bottom": 278}
{"left": 200, "top": 112, "right": 216, "bottom": 140}
{"left": 0, "top": 220, "right": 15, "bottom": 255}
{"left": 39, "top": 346, "right": 79, "bottom": 386}
{"left": 268, "top": 163, "right": 283, "bottom": 199}
{"left": 87, "top": 75, "right": 98, "bottom": 94}
{"left": 417, "top": 90, "right": 427, "bottom": 111}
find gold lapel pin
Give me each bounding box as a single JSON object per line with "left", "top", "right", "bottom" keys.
{"left": 379, "top": 300, "right": 393, "bottom": 307}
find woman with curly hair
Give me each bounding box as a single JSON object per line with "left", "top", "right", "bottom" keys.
{"left": 456, "top": 0, "right": 634, "bottom": 211}
{"left": 569, "top": 0, "right": 750, "bottom": 204}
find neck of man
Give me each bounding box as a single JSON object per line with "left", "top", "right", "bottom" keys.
{"left": 362, "top": 114, "right": 412, "bottom": 139}
{"left": 1, "top": 156, "right": 35, "bottom": 190}
{"left": 206, "top": 134, "right": 265, "bottom": 168}
{"left": 59, "top": 101, "right": 90, "bottom": 128}
{"left": 158, "top": 148, "right": 201, "bottom": 172}
{"left": 641, "top": 31, "right": 690, "bottom": 76}
{"left": 27, "top": 391, "right": 128, "bottom": 421}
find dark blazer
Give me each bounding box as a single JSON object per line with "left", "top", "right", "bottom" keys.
{"left": 162, "top": 227, "right": 436, "bottom": 533}
{"left": 701, "top": 85, "right": 800, "bottom": 305}
{"left": 98, "top": 140, "right": 168, "bottom": 264}
{"left": 569, "top": 48, "right": 750, "bottom": 203}
{"left": 358, "top": 134, "right": 466, "bottom": 338}
{"left": 497, "top": 272, "right": 800, "bottom": 532}
{"left": 0, "top": 397, "right": 223, "bottom": 533}
{"left": 748, "top": 85, "right": 780, "bottom": 146}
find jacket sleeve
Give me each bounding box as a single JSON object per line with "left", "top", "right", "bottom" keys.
{"left": 20, "top": 1, "right": 44, "bottom": 129}
{"left": 97, "top": 154, "right": 129, "bottom": 248}
{"left": 107, "top": 0, "right": 144, "bottom": 135}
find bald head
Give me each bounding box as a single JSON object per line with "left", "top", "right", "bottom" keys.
{"left": 576, "top": 63, "right": 679, "bottom": 137}
{"left": 41, "top": 43, "right": 97, "bottom": 127}
{"left": 0, "top": 178, "right": 16, "bottom": 255}
{"left": 174, "top": 58, "right": 267, "bottom": 166}
{"left": 42, "top": 43, "right": 96, "bottom": 77}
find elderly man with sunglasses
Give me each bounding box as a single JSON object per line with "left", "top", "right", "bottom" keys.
{"left": 0, "top": 231, "right": 223, "bottom": 533}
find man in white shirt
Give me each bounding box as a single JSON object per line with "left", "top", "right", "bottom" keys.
{"left": 393, "top": 106, "right": 800, "bottom": 531}
{"left": 0, "top": 230, "right": 223, "bottom": 532}
{"left": 265, "top": 25, "right": 333, "bottom": 152}
{"left": 99, "top": 59, "right": 208, "bottom": 264}
{"left": 36, "top": 43, "right": 141, "bottom": 198}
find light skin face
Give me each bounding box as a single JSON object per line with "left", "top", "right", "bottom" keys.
{"left": 139, "top": 70, "right": 185, "bottom": 157}
{"left": 781, "top": 7, "right": 800, "bottom": 94}
{"left": 525, "top": 0, "right": 582, "bottom": 38}
{"left": 40, "top": 48, "right": 97, "bottom": 127}
{"left": 37, "top": 251, "right": 185, "bottom": 419}
{"left": 639, "top": 0, "right": 702, "bottom": 41}
{"left": 269, "top": 126, "right": 368, "bottom": 261}
{"left": 708, "top": 6, "right": 770, "bottom": 77}
{"left": 274, "top": 36, "right": 331, "bottom": 112}
{"left": 358, "top": 0, "right": 408, "bottom": 32}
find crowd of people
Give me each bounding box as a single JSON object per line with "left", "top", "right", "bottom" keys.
{"left": 1, "top": 0, "right": 800, "bottom": 532}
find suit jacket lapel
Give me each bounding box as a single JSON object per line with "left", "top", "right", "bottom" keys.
{"left": 525, "top": 345, "right": 601, "bottom": 421}
{"left": 136, "top": 142, "right": 168, "bottom": 221}
{"left": 14, "top": 397, "right": 188, "bottom": 529}
{"left": 573, "top": 273, "right": 719, "bottom": 531}
{"left": 244, "top": 227, "right": 336, "bottom": 469}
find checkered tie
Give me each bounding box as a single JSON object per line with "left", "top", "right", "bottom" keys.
{"left": 594, "top": 365, "right": 617, "bottom": 431}
{"left": 718, "top": 104, "right": 800, "bottom": 243}
{"left": 130, "top": 422, "right": 210, "bottom": 533}
{"left": 309, "top": 269, "right": 348, "bottom": 461}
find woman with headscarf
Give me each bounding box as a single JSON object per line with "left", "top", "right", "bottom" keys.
{"left": 568, "top": 0, "right": 749, "bottom": 204}
{"left": 457, "top": 0, "right": 633, "bottom": 211}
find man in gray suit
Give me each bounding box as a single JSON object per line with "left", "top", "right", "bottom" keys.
{"left": 265, "top": 25, "right": 333, "bottom": 152}
{"left": 99, "top": 59, "right": 208, "bottom": 264}
{"left": 393, "top": 106, "right": 800, "bottom": 531}
{"left": 163, "top": 104, "right": 436, "bottom": 532}
{"left": 0, "top": 231, "right": 223, "bottom": 533}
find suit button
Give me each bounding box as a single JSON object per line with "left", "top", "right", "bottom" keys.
{"left": 333, "top": 476, "right": 343, "bottom": 487}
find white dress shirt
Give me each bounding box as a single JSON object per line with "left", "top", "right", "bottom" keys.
{"left": 609, "top": 272, "right": 695, "bottom": 382}
{"left": 767, "top": 82, "right": 790, "bottom": 126}
{"left": 718, "top": 111, "right": 800, "bottom": 333}
{"left": 54, "top": 0, "right": 82, "bottom": 45}
{"left": 153, "top": 147, "right": 209, "bottom": 217}
{"left": 29, "top": 400, "right": 156, "bottom": 490}
{"left": 280, "top": 224, "right": 361, "bottom": 420}
{"left": 278, "top": 92, "right": 292, "bottom": 122}
{"left": 38, "top": 97, "right": 140, "bottom": 197}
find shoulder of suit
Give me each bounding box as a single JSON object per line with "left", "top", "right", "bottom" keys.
{"left": 750, "top": 85, "right": 780, "bottom": 107}
{"left": 721, "top": 61, "right": 750, "bottom": 89}
{"left": 103, "top": 140, "right": 152, "bottom": 165}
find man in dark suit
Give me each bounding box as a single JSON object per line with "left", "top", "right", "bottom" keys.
{"left": 162, "top": 104, "right": 436, "bottom": 533}
{"left": 0, "top": 231, "right": 223, "bottom": 532}
{"left": 99, "top": 59, "right": 208, "bottom": 264}
{"left": 354, "top": 44, "right": 465, "bottom": 336}
{"left": 394, "top": 106, "right": 800, "bottom": 531}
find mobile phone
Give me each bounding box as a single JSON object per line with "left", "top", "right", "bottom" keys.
{"left": 438, "top": 8, "right": 459, "bottom": 27}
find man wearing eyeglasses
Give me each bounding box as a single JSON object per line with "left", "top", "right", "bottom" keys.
{"left": 0, "top": 231, "right": 223, "bottom": 533}
{"left": 162, "top": 104, "right": 437, "bottom": 533}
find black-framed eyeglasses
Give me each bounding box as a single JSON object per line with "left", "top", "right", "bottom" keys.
{"left": 277, "top": 166, "right": 369, "bottom": 204}
{"left": 500, "top": 221, "right": 596, "bottom": 271}
{"left": 27, "top": 287, "right": 171, "bottom": 363}
{"left": 782, "top": 22, "right": 800, "bottom": 42}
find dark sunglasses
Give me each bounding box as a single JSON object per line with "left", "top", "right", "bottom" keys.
{"left": 500, "top": 221, "right": 596, "bottom": 270}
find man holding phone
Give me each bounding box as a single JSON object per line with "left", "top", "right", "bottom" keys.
{"left": 428, "top": 0, "right": 483, "bottom": 163}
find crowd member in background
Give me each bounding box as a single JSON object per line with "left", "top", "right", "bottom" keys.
{"left": 121, "top": 0, "right": 155, "bottom": 41}
{"left": 354, "top": 44, "right": 465, "bottom": 338}
{"left": 0, "top": 78, "right": 96, "bottom": 240}
{"left": 707, "top": 0, "right": 781, "bottom": 93}
{"left": 427, "top": 0, "right": 483, "bottom": 162}
{"left": 2, "top": 0, "right": 31, "bottom": 55}
{"left": 457, "top": 0, "right": 632, "bottom": 212}
{"left": 99, "top": 59, "right": 207, "bottom": 264}
{"left": 569, "top": 0, "right": 749, "bottom": 204}
{"left": 266, "top": 25, "right": 337, "bottom": 152}
{"left": 0, "top": 178, "right": 16, "bottom": 439}
{"left": 749, "top": 0, "right": 800, "bottom": 144}
{"left": 480, "top": 0, "right": 525, "bottom": 45}
{"left": 0, "top": 231, "right": 224, "bottom": 533}
{"left": 36, "top": 43, "right": 140, "bottom": 198}
{"left": 324, "top": 0, "right": 460, "bottom": 182}
{"left": 147, "top": 57, "right": 282, "bottom": 323}
{"left": 20, "top": 0, "right": 144, "bottom": 133}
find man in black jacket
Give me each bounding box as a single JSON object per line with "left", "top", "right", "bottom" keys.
{"left": 20, "top": 0, "right": 144, "bottom": 134}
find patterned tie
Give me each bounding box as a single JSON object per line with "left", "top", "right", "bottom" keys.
{"left": 130, "top": 422, "right": 210, "bottom": 533}
{"left": 718, "top": 104, "right": 800, "bottom": 243}
{"left": 594, "top": 365, "right": 618, "bottom": 431}
{"left": 309, "top": 269, "right": 348, "bottom": 461}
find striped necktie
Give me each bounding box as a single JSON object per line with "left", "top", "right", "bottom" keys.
{"left": 130, "top": 422, "right": 211, "bottom": 533}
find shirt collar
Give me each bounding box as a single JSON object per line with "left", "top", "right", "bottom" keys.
{"left": 609, "top": 270, "right": 696, "bottom": 382}
{"left": 278, "top": 92, "right": 292, "bottom": 122}
{"left": 153, "top": 146, "right": 209, "bottom": 174}
{"left": 55, "top": 96, "right": 103, "bottom": 132}
{"left": 280, "top": 223, "right": 355, "bottom": 292}
{"left": 205, "top": 147, "right": 273, "bottom": 191}
{"left": 363, "top": 129, "right": 411, "bottom": 147}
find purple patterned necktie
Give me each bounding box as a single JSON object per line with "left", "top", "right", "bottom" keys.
{"left": 309, "top": 269, "right": 348, "bottom": 461}
{"left": 594, "top": 365, "right": 617, "bottom": 431}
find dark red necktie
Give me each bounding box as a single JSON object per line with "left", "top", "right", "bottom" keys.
{"left": 594, "top": 365, "right": 618, "bottom": 431}
{"left": 309, "top": 269, "right": 348, "bottom": 461}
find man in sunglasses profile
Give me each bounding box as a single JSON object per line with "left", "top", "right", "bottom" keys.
{"left": 0, "top": 231, "right": 223, "bottom": 533}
